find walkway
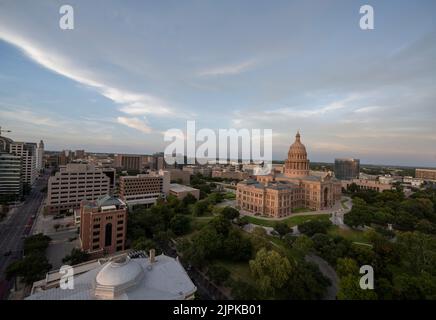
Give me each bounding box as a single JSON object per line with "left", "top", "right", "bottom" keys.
{"left": 239, "top": 196, "right": 353, "bottom": 221}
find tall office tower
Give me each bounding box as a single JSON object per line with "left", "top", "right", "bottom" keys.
{"left": 36, "top": 140, "right": 44, "bottom": 171}
{"left": 79, "top": 195, "right": 127, "bottom": 256}
{"left": 46, "top": 163, "right": 111, "bottom": 214}
{"left": 119, "top": 170, "right": 170, "bottom": 207}
{"left": 10, "top": 142, "right": 37, "bottom": 186}
{"left": 0, "top": 152, "right": 22, "bottom": 200}
{"left": 334, "top": 158, "right": 360, "bottom": 180}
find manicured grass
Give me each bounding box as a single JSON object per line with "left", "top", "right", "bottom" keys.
{"left": 292, "top": 207, "right": 313, "bottom": 213}
{"left": 214, "top": 260, "right": 255, "bottom": 285}
{"left": 223, "top": 192, "right": 236, "bottom": 199}
{"left": 241, "top": 214, "right": 330, "bottom": 228}
{"left": 328, "top": 226, "right": 371, "bottom": 244}
{"left": 191, "top": 216, "right": 213, "bottom": 229}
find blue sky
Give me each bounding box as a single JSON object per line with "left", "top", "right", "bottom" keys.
{"left": 0, "top": 0, "right": 435, "bottom": 166}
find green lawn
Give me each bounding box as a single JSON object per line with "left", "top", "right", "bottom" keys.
{"left": 328, "top": 226, "right": 371, "bottom": 244}
{"left": 241, "top": 214, "right": 330, "bottom": 228}
{"left": 214, "top": 260, "right": 255, "bottom": 285}
{"left": 223, "top": 192, "right": 236, "bottom": 199}
{"left": 292, "top": 207, "right": 313, "bottom": 213}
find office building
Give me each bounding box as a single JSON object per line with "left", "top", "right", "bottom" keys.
{"left": 341, "top": 179, "right": 394, "bottom": 192}
{"left": 0, "top": 152, "right": 22, "bottom": 199}
{"left": 167, "top": 168, "right": 191, "bottom": 184}
{"left": 46, "top": 164, "right": 112, "bottom": 214}
{"left": 169, "top": 183, "right": 200, "bottom": 200}
{"left": 334, "top": 158, "right": 360, "bottom": 180}
{"left": 10, "top": 141, "right": 37, "bottom": 186}
{"left": 36, "top": 140, "right": 44, "bottom": 171}
{"left": 415, "top": 168, "right": 436, "bottom": 182}
{"left": 119, "top": 170, "right": 170, "bottom": 206}
{"left": 75, "top": 149, "right": 86, "bottom": 160}
{"left": 79, "top": 195, "right": 127, "bottom": 256}
{"left": 114, "top": 154, "right": 145, "bottom": 171}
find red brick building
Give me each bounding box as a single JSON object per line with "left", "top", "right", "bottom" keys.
{"left": 79, "top": 195, "right": 127, "bottom": 257}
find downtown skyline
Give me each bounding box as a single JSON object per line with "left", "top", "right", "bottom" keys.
{"left": 1, "top": 0, "right": 436, "bottom": 167}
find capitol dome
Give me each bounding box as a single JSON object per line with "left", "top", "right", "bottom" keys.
{"left": 288, "top": 131, "right": 307, "bottom": 159}
{"left": 95, "top": 255, "right": 144, "bottom": 299}
{"left": 284, "top": 131, "right": 310, "bottom": 178}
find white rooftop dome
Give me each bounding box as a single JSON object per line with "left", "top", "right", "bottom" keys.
{"left": 95, "top": 255, "right": 144, "bottom": 299}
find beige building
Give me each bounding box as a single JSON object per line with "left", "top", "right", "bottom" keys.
{"left": 236, "top": 132, "right": 341, "bottom": 218}
{"left": 119, "top": 170, "right": 170, "bottom": 206}
{"left": 167, "top": 168, "right": 191, "bottom": 184}
{"left": 341, "top": 179, "right": 394, "bottom": 192}
{"left": 114, "top": 154, "right": 149, "bottom": 171}
{"left": 182, "top": 165, "right": 212, "bottom": 177}
{"left": 10, "top": 141, "right": 37, "bottom": 186}
{"left": 212, "top": 169, "right": 249, "bottom": 180}
{"left": 416, "top": 168, "right": 436, "bottom": 181}
{"left": 46, "top": 164, "right": 113, "bottom": 214}
{"left": 169, "top": 183, "right": 200, "bottom": 200}
{"left": 80, "top": 195, "right": 127, "bottom": 257}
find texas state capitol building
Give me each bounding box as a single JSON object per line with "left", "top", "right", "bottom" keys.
{"left": 237, "top": 131, "right": 341, "bottom": 218}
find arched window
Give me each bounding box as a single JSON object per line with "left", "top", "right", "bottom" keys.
{"left": 105, "top": 223, "right": 112, "bottom": 247}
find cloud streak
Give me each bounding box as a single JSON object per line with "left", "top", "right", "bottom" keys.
{"left": 197, "top": 59, "right": 258, "bottom": 77}
{"left": 0, "top": 28, "right": 174, "bottom": 133}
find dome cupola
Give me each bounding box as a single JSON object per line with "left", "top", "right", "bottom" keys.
{"left": 284, "top": 131, "right": 310, "bottom": 178}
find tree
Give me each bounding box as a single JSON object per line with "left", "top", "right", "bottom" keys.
{"left": 208, "top": 215, "right": 231, "bottom": 236}
{"left": 23, "top": 234, "right": 51, "bottom": 255}
{"left": 285, "top": 261, "right": 330, "bottom": 299}
{"left": 170, "top": 214, "right": 191, "bottom": 236}
{"left": 336, "top": 257, "right": 359, "bottom": 278}
{"left": 208, "top": 192, "right": 224, "bottom": 204}
{"left": 274, "top": 222, "right": 291, "bottom": 238}
{"left": 6, "top": 254, "right": 52, "bottom": 285}
{"left": 220, "top": 206, "right": 240, "bottom": 220}
{"left": 182, "top": 193, "right": 197, "bottom": 206}
{"left": 62, "top": 248, "right": 90, "bottom": 265}
{"left": 337, "top": 274, "right": 378, "bottom": 300}
{"left": 230, "top": 280, "right": 259, "bottom": 300}
{"left": 222, "top": 229, "right": 252, "bottom": 261}
{"left": 132, "top": 237, "right": 156, "bottom": 252}
{"left": 292, "top": 235, "right": 313, "bottom": 256}
{"left": 192, "top": 199, "right": 210, "bottom": 216}
{"left": 207, "top": 264, "right": 230, "bottom": 285}
{"left": 298, "top": 219, "right": 332, "bottom": 237}
{"left": 249, "top": 248, "right": 292, "bottom": 298}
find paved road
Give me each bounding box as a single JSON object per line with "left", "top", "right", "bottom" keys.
{"left": 305, "top": 253, "right": 339, "bottom": 300}
{"left": 0, "top": 170, "right": 49, "bottom": 299}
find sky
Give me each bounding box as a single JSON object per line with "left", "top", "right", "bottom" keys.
{"left": 0, "top": 0, "right": 435, "bottom": 166}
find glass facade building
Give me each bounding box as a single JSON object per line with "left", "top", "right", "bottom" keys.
{"left": 334, "top": 158, "right": 360, "bottom": 180}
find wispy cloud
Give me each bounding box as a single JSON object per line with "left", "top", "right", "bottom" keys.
{"left": 0, "top": 29, "right": 174, "bottom": 133}
{"left": 0, "top": 106, "right": 60, "bottom": 127}
{"left": 265, "top": 94, "right": 361, "bottom": 118}
{"left": 197, "top": 59, "right": 258, "bottom": 77}
{"left": 117, "top": 117, "right": 152, "bottom": 134}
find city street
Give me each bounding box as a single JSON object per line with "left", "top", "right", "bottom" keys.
{"left": 0, "top": 170, "right": 49, "bottom": 299}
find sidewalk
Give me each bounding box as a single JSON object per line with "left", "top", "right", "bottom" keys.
{"left": 239, "top": 196, "right": 352, "bottom": 221}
